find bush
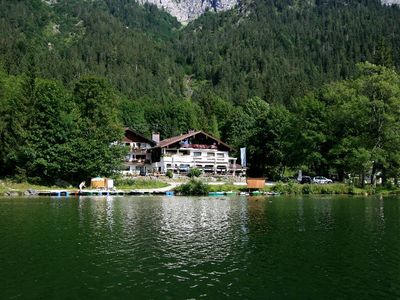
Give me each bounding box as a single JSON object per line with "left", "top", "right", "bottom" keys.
{"left": 272, "top": 181, "right": 302, "bottom": 194}
{"left": 14, "top": 167, "right": 27, "bottom": 183}
{"left": 271, "top": 182, "right": 363, "bottom": 195}
{"left": 188, "top": 168, "right": 202, "bottom": 178}
{"left": 175, "top": 179, "right": 210, "bottom": 195}
{"left": 166, "top": 170, "right": 173, "bottom": 179}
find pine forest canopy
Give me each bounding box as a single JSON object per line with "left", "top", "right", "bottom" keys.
{"left": 1, "top": 0, "right": 400, "bottom": 183}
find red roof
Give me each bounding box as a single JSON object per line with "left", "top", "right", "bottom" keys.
{"left": 156, "top": 131, "right": 233, "bottom": 150}
{"left": 123, "top": 136, "right": 133, "bottom": 143}
{"left": 124, "top": 127, "right": 156, "bottom": 146}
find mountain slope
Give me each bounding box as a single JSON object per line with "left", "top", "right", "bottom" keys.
{"left": 176, "top": 0, "right": 400, "bottom": 104}
{"left": 1, "top": 0, "right": 400, "bottom": 106}
{"left": 0, "top": 0, "right": 184, "bottom": 101}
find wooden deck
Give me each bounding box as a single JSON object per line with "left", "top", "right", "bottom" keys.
{"left": 37, "top": 189, "right": 175, "bottom": 197}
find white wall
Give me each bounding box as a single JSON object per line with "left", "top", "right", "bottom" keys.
{"left": 154, "top": 148, "right": 237, "bottom": 173}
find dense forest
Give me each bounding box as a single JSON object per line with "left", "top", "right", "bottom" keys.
{"left": 1, "top": 0, "right": 400, "bottom": 184}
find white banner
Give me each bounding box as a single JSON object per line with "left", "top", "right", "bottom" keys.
{"left": 240, "top": 147, "right": 246, "bottom": 167}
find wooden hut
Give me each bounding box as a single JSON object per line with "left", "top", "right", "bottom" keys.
{"left": 246, "top": 178, "right": 265, "bottom": 190}
{"left": 91, "top": 177, "right": 114, "bottom": 189}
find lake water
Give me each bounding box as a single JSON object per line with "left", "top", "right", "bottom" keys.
{"left": 1, "top": 195, "right": 400, "bottom": 299}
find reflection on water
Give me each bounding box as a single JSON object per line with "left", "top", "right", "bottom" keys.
{"left": 1, "top": 195, "right": 400, "bottom": 299}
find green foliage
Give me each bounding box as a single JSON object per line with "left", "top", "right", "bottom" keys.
{"left": 166, "top": 170, "right": 174, "bottom": 179}
{"left": 69, "top": 77, "right": 126, "bottom": 181}
{"left": 322, "top": 63, "right": 400, "bottom": 184}
{"left": 0, "top": 72, "right": 126, "bottom": 184}
{"left": 271, "top": 183, "right": 367, "bottom": 195}
{"left": 2, "top": 0, "right": 400, "bottom": 185}
{"left": 179, "top": 0, "right": 400, "bottom": 104}
{"left": 272, "top": 182, "right": 302, "bottom": 195}
{"left": 188, "top": 168, "right": 202, "bottom": 178}
{"left": 175, "top": 179, "right": 210, "bottom": 195}
{"left": 2, "top": 0, "right": 400, "bottom": 108}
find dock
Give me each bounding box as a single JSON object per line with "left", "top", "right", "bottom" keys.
{"left": 34, "top": 189, "right": 278, "bottom": 197}
{"left": 36, "top": 189, "right": 176, "bottom": 197}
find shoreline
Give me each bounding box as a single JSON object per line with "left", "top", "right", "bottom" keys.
{"left": 2, "top": 179, "right": 400, "bottom": 197}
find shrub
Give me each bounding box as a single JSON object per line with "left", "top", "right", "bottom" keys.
{"left": 302, "top": 184, "right": 311, "bottom": 194}
{"left": 188, "top": 167, "right": 202, "bottom": 178}
{"left": 346, "top": 183, "right": 355, "bottom": 194}
{"left": 272, "top": 181, "right": 302, "bottom": 194}
{"left": 166, "top": 170, "right": 173, "bottom": 179}
{"left": 175, "top": 179, "right": 210, "bottom": 195}
{"left": 272, "top": 182, "right": 362, "bottom": 195}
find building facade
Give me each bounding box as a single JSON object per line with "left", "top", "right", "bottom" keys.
{"left": 150, "top": 131, "right": 245, "bottom": 175}
{"left": 123, "top": 129, "right": 245, "bottom": 176}
{"left": 122, "top": 128, "right": 156, "bottom": 175}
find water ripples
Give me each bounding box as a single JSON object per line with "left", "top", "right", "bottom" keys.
{"left": 1, "top": 195, "right": 400, "bottom": 299}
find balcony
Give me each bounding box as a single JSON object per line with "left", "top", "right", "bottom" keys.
{"left": 126, "top": 159, "right": 150, "bottom": 165}
{"left": 180, "top": 144, "right": 218, "bottom": 149}
{"left": 129, "top": 149, "right": 148, "bottom": 154}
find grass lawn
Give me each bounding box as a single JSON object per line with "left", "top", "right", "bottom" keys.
{"left": 116, "top": 179, "right": 169, "bottom": 190}
{"left": 0, "top": 180, "right": 75, "bottom": 194}
{"left": 0, "top": 178, "right": 170, "bottom": 194}
{"left": 208, "top": 184, "right": 245, "bottom": 192}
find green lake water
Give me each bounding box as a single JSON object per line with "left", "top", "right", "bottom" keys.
{"left": 1, "top": 195, "right": 400, "bottom": 299}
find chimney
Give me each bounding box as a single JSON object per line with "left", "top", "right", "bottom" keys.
{"left": 152, "top": 132, "right": 160, "bottom": 143}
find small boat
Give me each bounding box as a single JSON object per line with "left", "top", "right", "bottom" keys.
{"left": 225, "top": 191, "right": 237, "bottom": 196}
{"left": 266, "top": 191, "right": 280, "bottom": 196}
{"left": 250, "top": 191, "right": 263, "bottom": 196}
{"left": 208, "top": 191, "right": 225, "bottom": 196}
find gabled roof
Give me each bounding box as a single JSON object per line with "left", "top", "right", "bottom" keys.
{"left": 155, "top": 131, "right": 233, "bottom": 150}
{"left": 124, "top": 127, "right": 156, "bottom": 146}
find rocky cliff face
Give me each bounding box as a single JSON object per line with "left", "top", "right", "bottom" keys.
{"left": 138, "top": 0, "right": 239, "bottom": 23}
{"left": 138, "top": 0, "right": 399, "bottom": 24}
{"left": 382, "top": 0, "right": 400, "bottom": 4}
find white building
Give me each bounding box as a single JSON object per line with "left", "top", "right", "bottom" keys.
{"left": 150, "top": 131, "right": 245, "bottom": 175}
{"left": 122, "top": 128, "right": 156, "bottom": 175}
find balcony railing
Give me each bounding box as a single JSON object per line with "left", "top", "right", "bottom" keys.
{"left": 126, "top": 159, "right": 150, "bottom": 165}
{"left": 129, "top": 149, "right": 148, "bottom": 154}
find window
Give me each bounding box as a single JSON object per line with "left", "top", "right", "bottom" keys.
{"left": 179, "top": 164, "right": 190, "bottom": 172}
{"left": 193, "top": 152, "right": 202, "bottom": 157}
{"left": 217, "top": 153, "right": 225, "bottom": 158}
{"left": 180, "top": 150, "right": 189, "bottom": 155}
{"left": 207, "top": 152, "right": 215, "bottom": 157}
